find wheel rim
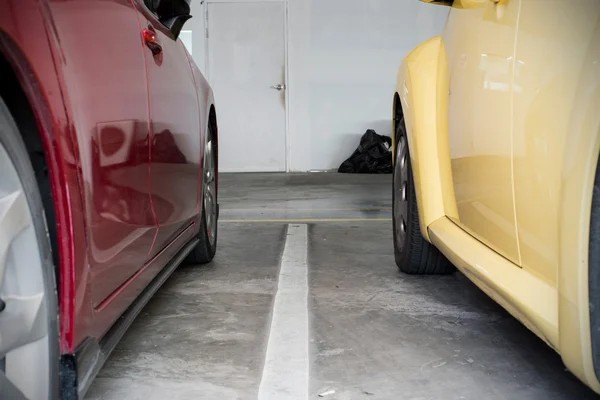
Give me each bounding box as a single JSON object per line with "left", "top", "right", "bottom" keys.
{"left": 203, "top": 131, "right": 217, "bottom": 246}
{"left": 0, "top": 141, "right": 50, "bottom": 399}
{"left": 393, "top": 133, "right": 409, "bottom": 253}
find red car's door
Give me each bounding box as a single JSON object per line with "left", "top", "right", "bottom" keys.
{"left": 48, "top": 0, "right": 157, "bottom": 307}
{"left": 133, "top": 1, "right": 202, "bottom": 254}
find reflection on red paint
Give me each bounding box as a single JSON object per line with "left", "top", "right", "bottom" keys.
{"left": 0, "top": 0, "right": 216, "bottom": 355}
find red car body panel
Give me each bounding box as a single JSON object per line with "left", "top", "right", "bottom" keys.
{"left": 49, "top": 0, "right": 159, "bottom": 318}
{"left": 0, "top": 0, "right": 215, "bottom": 365}
{"left": 134, "top": 3, "right": 203, "bottom": 257}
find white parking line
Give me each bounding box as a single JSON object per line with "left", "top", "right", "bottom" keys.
{"left": 258, "top": 224, "right": 309, "bottom": 400}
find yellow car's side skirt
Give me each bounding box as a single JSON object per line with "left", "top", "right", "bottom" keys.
{"left": 429, "top": 217, "right": 559, "bottom": 348}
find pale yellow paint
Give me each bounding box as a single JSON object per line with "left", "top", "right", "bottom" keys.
{"left": 395, "top": 0, "right": 600, "bottom": 393}
{"left": 445, "top": 0, "right": 521, "bottom": 265}
{"left": 453, "top": 0, "right": 486, "bottom": 9}
{"left": 435, "top": 33, "right": 459, "bottom": 223}
{"left": 429, "top": 217, "right": 558, "bottom": 347}
{"left": 555, "top": 14, "right": 600, "bottom": 388}
{"left": 397, "top": 36, "right": 458, "bottom": 241}
{"left": 512, "top": 1, "right": 600, "bottom": 289}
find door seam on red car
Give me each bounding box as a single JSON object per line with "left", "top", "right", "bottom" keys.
{"left": 130, "top": 0, "right": 161, "bottom": 258}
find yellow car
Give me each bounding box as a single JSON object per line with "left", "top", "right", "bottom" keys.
{"left": 392, "top": 0, "right": 600, "bottom": 392}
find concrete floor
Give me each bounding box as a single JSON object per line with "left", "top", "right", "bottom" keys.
{"left": 86, "top": 173, "right": 599, "bottom": 400}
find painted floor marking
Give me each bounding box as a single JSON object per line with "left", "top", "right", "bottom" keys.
{"left": 258, "top": 224, "right": 309, "bottom": 400}
{"left": 221, "top": 218, "right": 391, "bottom": 223}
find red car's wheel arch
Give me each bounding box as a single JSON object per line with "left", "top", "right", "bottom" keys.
{"left": 0, "top": 20, "right": 83, "bottom": 354}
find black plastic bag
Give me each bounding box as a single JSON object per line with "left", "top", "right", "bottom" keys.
{"left": 338, "top": 129, "right": 393, "bottom": 174}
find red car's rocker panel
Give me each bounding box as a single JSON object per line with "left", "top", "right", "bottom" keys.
{"left": 0, "top": 0, "right": 217, "bottom": 398}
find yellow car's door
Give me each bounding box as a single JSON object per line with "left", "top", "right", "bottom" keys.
{"left": 445, "top": 0, "right": 521, "bottom": 264}
{"left": 511, "top": 0, "right": 600, "bottom": 287}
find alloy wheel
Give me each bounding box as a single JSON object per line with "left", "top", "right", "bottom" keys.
{"left": 0, "top": 139, "right": 51, "bottom": 400}
{"left": 393, "top": 134, "right": 409, "bottom": 253}
{"left": 203, "top": 131, "right": 217, "bottom": 246}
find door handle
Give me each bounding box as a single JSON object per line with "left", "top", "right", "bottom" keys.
{"left": 143, "top": 29, "right": 162, "bottom": 55}
{"left": 270, "top": 84, "right": 286, "bottom": 91}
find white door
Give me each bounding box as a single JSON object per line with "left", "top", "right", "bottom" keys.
{"left": 207, "top": 1, "right": 287, "bottom": 172}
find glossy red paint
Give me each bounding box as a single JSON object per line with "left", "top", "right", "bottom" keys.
{"left": 0, "top": 0, "right": 82, "bottom": 354}
{"left": 132, "top": 3, "right": 204, "bottom": 263}
{"left": 0, "top": 0, "right": 215, "bottom": 355}
{"left": 50, "top": 1, "right": 159, "bottom": 310}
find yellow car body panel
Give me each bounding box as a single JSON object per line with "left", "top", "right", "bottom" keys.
{"left": 428, "top": 217, "right": 559, "bottom": 347}
{"left": 394, "top": 36, "right": 458, "bottom": 241}
{"left": 445, "top": 0, "right": 521, "bottom": 265}
{"left": 395, "top": 0, "right": 600, "bottom": 392}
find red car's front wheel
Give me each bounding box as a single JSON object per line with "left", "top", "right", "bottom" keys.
{"left": 0, "top": 97, "right": 59, "bottom": 399}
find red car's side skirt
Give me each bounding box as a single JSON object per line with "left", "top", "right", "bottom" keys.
{"left": 59, "top": 236, "right": 199, "bottom": 400}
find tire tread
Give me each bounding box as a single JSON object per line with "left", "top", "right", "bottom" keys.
{"left": 393, "top": 117, "right": 454, "bottom": 275}
{"left": 185, "top": 210, "right": 215, "bottom": 264}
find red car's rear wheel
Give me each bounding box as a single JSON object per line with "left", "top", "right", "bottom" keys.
{"left": 0, "top": 97, "right": 59, "bottom": 399}
{"left": 185, "top": 124, "right": 218, "bottom": 265}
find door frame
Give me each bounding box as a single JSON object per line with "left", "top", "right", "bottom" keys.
{"left": 203, "top": 0, "right": 291, "bottom": 172}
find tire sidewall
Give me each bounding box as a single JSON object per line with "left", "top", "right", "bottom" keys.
{"left": 0, "top": 98, "right": 60, "bottom": 398}
{"left": 589, "top": 157, "right": 600, "bottom": 381}
{"left": 201, "top": 205, "right": 218, "bottom": 256}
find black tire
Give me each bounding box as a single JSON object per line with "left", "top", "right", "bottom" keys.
{"left": 589, "top": 156, "right": 600, "bottom": 380}
{"left": 0, "top": 97, "right": 60, "bottom": 398}
{"left": 185, "top": 125, "right": 218, "bottom": 265}
{"left": 392, "top": 117, "right": 455, "bottom": 275}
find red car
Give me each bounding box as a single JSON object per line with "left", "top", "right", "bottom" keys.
{"left": 0, "top": 0, "right": 218, "bottom": 398}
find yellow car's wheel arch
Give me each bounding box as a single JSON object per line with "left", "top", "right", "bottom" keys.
{"left": 392, "top": 36, "right": 458, "bottom": 243}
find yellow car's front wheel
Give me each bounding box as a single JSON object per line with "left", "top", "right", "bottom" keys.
{"left": 392, "top": 117, "right": 454, "bottom": 275}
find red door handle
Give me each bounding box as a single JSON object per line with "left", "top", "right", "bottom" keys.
{"left": 143, "top": 29, "right": 162, "bottom": 55}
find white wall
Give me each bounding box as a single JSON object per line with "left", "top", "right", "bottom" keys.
{"left": 188, "top": 0, "right": 448, "bottom": 171}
